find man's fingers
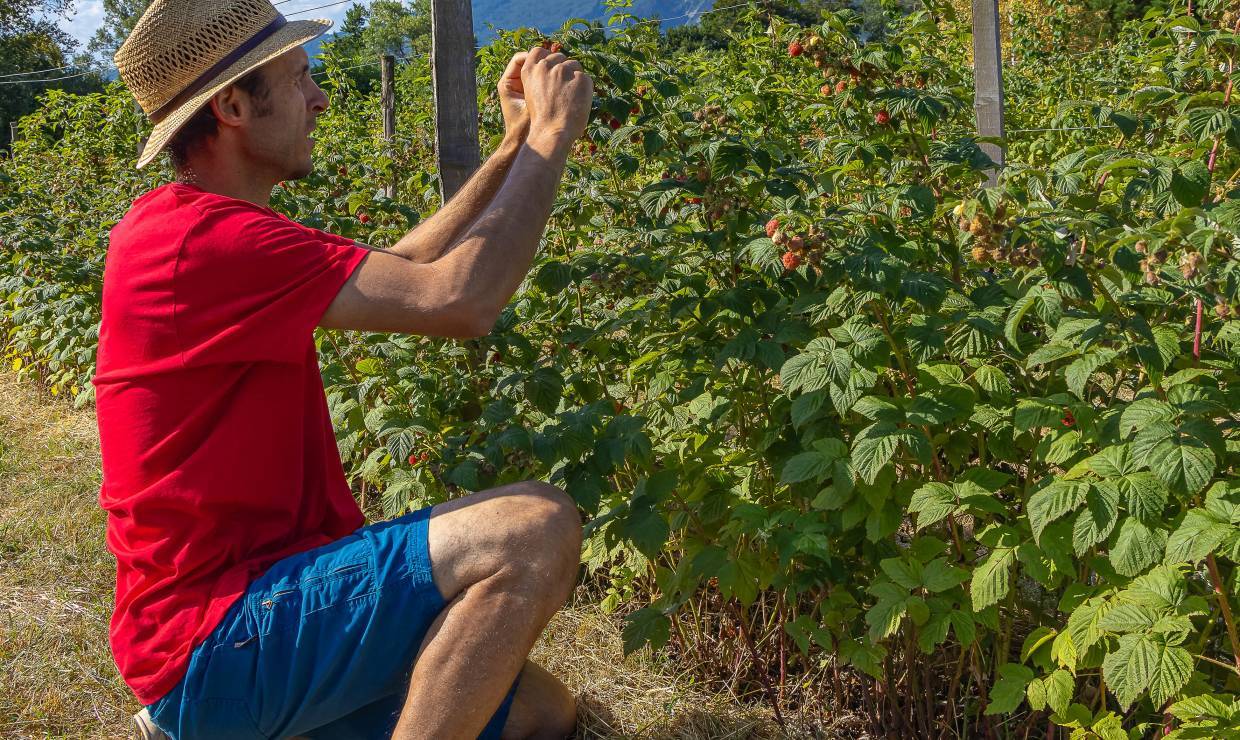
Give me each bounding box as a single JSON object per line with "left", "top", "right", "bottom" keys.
{"left": 503, "top": 52, "right": 529, "bottom": 80}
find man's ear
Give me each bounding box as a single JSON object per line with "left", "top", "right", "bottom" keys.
{"left": 209, "top": 86, "right": 246, "bottom": 129}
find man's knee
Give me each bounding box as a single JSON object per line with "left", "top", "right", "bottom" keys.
{"left": 501, "top": 481, "right": 582, "bottom": 599}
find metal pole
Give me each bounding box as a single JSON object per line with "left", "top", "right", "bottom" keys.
{"left": 430, "top": 0, "right": 481, "bottom": 203}
{"left": 381, "top": 54, "right": 396, "bottom": 199}
{"left": 971, "top": 0, "right": 1005, "bottom": 186}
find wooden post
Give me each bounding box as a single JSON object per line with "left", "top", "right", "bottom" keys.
{"left": 971, "top": 0, "right": 1005, "bottom": 186}
{"left": 9, "top": 122, "right": 17, "bottom": 149}
{"left": 380, "top": 54, "right": 396, "bottom": 199}
{"left": 430, "top": 0, "right": 481, "bottom": 202}
{"left": 134, "top": 98, "right": 148, "bottom": 160}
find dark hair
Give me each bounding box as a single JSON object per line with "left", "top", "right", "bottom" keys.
{"left": 167, "top": 66, "right": 273, "bottom": 172}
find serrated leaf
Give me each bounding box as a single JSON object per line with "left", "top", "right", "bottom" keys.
{"left": 1045, "top": 669, "right": 1074, "bottom": 715}
{"left": 622, "top": 607, "right": 670, "bottom": 655}
{"left": 1134, "top": 422, "right": 1217, "bottom": 495}
{"left": 986, "top": 663, "right": 1034, "bottom": 715}
{"left": 1072, "top": 483, "right": 1120, "bottom": 556}
{"left": 908, "top": 482, "right": 955, "bottom": 530}
{"left": 1065, "top": 349, "right": 1118, "bottom": 400}
{"left": 971, "top": 546, "right": 1014, "bottom": 611}
{"left": 1164, "top": 509, "right": 1234, "bottom": 564}
{"left": 1028, "top": 480, "right": 1089, "bottom": 543}
{"left": 1111, "top": 519, "right": 1168, "bottom": 577}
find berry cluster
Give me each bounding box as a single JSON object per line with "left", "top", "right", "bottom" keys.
{"left": 693, "top": 104, "right": 728, "bottom": 131}
{"left": 768, "top": 217, "right": 824, "bottom": 271}
{"left": 1134, "top": 240, "right": 1168, "bottom": 286}
{"left": 960, "top": 203, "right": 1015, "bottom": 264}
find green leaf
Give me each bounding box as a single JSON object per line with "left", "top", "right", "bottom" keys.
{"left": 1116, "top": 472, "right": 1170, "bottom": 521}
{"left": 524, "top": 367, "right": 565, "bottom": 415}
{"left": 1164, "top": 509, "right": 1234, "bottom": 564}
{"left": 908, "top": 482, "right": 955, "bottom": 530}
{"left": 986, "top": 663, "right": 1034, "bottom": 715}
{"left": 1103, "top": 633, "right": 1193, "bottom": 710}
{"left": 781, "top": 445, "right": 845, "bottom": 484}
{"left": 1088, "top": 445, "right": 1135, "bottom": 478}
{"left": 1111, "top": 519, "right": 1168, "bottom": 577}
{"left": 1133, "top": 422, "right": 1217, "bottom": 495}
{"left": 1045, "top": 669, "right": 1074, "bottom": 715}
{"left": 1065, "top": 349, "right": 1118, "bottom": 400}
{"left": 971, "top": 546, "right": 1015, "bottom": 611}
{"left": 1028, "top": 480, "right": 1089, "bottom": 543}
{"left": 621, "top": 607, "right": 670, "bottom": 655}
{"left": 1072, "top": 483, "right": 1120, "bottom": 556}
{"left": 922, "top": 558, "right": 969, "bottom": 593}
{"left": 1170, "top": 160, "right": 1210, "bottom": 207}
{"left": 1119, "top": 398, "right": 1175, "bottom": 438}
{"left": 850, "top": 422, "right": 901, "bottom": 485}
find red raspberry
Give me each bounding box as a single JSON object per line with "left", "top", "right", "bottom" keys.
{"left": 1061, "top": 410, "right": 1076, "bottom": 427}
{"left": 490, "top": 351, "right": 503, "bottom": 363}
{"left": 766, "top": 218, "right": 780, "bottom": 239}
{"left": 358, "top": 212, "right": 370, "bottom": 224}
{"left": 875, "top": 110, "right": 891, "bottom": 125}
{"left": 550, "top": 42, "right": 563, "bottom": 53}
{"left": 608, "top": 118, "right": 621, "bottom": 130}
{"left": 788, "top": 42, "right": 803, "bottom": 57}
{"left": 782, "top": 251, "right": 802, "bottom": 271}
{"left": 820, "top": 83, "right": 832, "bottom": 96}
{"left": 835, "top": 80, "right": 848, "bottom": 94}
{"left": 588, "top": 143, "right": 597, "bottom": 154}
{"left": 688, "top": 197, "right": 703, "bottom": 205}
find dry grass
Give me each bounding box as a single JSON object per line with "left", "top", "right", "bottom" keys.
{"left": 0, "top": 371, "right": 812, "bottom": 739}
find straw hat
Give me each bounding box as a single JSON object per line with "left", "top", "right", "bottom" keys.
{"left": 115, "top": 0, "right": 333, "bottom": 169}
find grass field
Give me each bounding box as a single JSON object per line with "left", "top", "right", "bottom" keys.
{"left": 0, "top": 370, "right": 798, "bottom": 739}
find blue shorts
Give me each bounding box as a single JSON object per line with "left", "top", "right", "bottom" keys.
{"left": 145, "top": 506, "right": 521, "bottom": 739}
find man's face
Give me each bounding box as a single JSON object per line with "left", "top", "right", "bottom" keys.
{"left": 242, "top": 47, "right": 329, "bottom": 181}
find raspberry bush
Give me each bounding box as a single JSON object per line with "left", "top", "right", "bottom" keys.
{"left": 2, "top": 2, "right": 1239, "bottom": 736}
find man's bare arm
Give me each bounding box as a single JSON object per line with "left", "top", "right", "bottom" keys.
{"left": 378, "top": 129, "right": 527, "bottom": 264}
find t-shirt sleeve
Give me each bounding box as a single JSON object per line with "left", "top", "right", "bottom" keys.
{"left": 173, "top": 206, "right": 370, "bottom": 366}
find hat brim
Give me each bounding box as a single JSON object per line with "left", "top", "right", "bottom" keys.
{"left": 137, "top": 18, "right": 333, "bottom": 169}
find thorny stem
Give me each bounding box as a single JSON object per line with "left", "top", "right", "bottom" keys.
{"left": 729, "top": 599, "right": 787, "bottom": 728}
{"left": 1205, "top": 553, "right": 1240, "bottom": 675}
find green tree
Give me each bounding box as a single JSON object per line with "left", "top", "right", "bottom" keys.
{"left": 86, "top": 0, "right": 148, "bottom": 65}
{"left": 318, "top": 1, "right": 430, "bottom": 93}
{"left": 0, "top": 0, "right": 106, "bottom": 151}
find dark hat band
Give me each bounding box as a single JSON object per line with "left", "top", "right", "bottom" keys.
{"left": 149, "top": 13, "right": 287, "bottom": 124}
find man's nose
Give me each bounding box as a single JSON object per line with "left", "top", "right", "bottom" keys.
{"left": 310, "top": 82, "right": 329, "bottom": 114}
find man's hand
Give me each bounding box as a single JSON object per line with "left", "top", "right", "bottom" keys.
{"left": 518, "top": 46, "right": 593, "bottom": 149}
{"left": 499, "top": 52, "right": 530, "bottom": 141}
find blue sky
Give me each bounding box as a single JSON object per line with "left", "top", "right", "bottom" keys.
{"left": 58, "top": 1, "right": 359, "bottom": 49}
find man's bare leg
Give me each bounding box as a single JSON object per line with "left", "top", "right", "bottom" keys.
{"left": 390, "top": 481, "right": 581, "bottom": 740}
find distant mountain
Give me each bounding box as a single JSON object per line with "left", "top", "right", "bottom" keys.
{"left": 303, "top": 0, "right": 715, "bottom": 61}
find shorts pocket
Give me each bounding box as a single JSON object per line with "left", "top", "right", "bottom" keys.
{"left": 251, "top": 556, "right": 378, "bottom": 638}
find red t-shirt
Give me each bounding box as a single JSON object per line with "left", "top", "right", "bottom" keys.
{"left": 92, "top": 182, "right": 371, "bottom": 705}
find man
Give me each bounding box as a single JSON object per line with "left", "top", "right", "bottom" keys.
{"left": 95, "top": 1, "right": 594, "bottom": 738}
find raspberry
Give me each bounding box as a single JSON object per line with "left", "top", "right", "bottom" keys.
{"left": 835, "top": 80, "right": 848, "bottom": 94}
{"left": 788, "top": 42, "right": 803, "bottom": 57}
{"left": 358, "top": 212, "right": 370, "bottom": 224}
{"left": 766, "top": 218, "right": 780, "bottom": 239}
{"left": 782, "top": 251, "right": 802, "bottom": 270}
{"left": 789, "top": 236, "right": 805, "bottom": 252}
{"left": 588, "top": 143, "right": 597, "bottom": 154}
{"left": 490, "top": 351, "right": 502, "bottom": 363}
{"left": 608, "top": 118, "right": 621, "bottom": 130}
{"left": 613, "top": 400, "right": 624, "bottom": 414}
{"left": 550, "top": 42, "right": 563, "bottom": 53}
{"left": 688, "top": 197, "right": 703, "bottom": 205}
{"left": 821, "top": 83, "right": 833, "bottom": 96}
{"left": 875, "top": 110, "right": 891, "bottom": 125}
{"left": 971, "top": 245, "right": 990, "bottom": 262}
{"left": 1061, "top": 410, "right": 1076, "bottom": 427}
